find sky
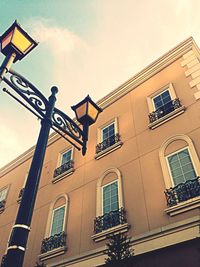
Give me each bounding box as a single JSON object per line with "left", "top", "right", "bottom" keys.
{"left": 0, "top": 0, "right": 200, "bottom": 168}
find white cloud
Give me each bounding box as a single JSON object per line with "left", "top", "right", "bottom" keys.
{"left": 1, "top": 0, "right": 200, "bottom": 167}
{"left": 0, "top": 125, "right": 24, "bottom": 167}
{"left": 27, "top": 1, "right": 200, "bottom": 110}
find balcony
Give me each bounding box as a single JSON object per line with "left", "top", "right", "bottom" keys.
{"left": 0, "top": 200, "right": 6, "bottom": 214}
{"left": 53, "top": 160, "right": 74, "bottom": 183}
{"left": 95, "top": 134, "right": 122, "bottom": 159}
{"left": 148, "top": 98, "right": 185, "bottom": 129}
{"left": 92, "top": 208, "right": 129, "bottom": 242}
{"left": 165, "top": 177, "right": 200, "bottom": 207}
{"left": 39, "top": 231, "right": 67, "bottom": 261}
{"left": 94, "top": 208, "right": 127, "bottom": 234}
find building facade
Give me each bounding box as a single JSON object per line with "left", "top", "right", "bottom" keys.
{"left": 0, "top": 37, "right": 200, "bottom": 267}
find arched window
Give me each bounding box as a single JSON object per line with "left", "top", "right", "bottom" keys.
{"left": 159, "top": 134, "right": 200, "bottom": 210}
{"left": 96, "top": 168, "right": 123, "bottom": 217}
{"left": 93, "top": 168, "right": 129, "bottom": 241}
{"left": 39, "top": 194, "right": 68, "bottom": 260}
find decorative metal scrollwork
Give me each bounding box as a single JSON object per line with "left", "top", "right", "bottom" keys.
{"left": 40, "top": 231, "right": 67, "bottom": 253}
{"left": 3, "top": 69, "right": 48, "bottom": 119}
{"left": 96, "top": 133, "right": 121, "bottom": 154}
{"left": 165, "top": 177, "right": 200, "bottom": 207}
{"left": 2, "top": 69, "right": 84, "bottom": 148}
{"left": 149, "top": 98, "right": 182, "bottom": 123}
{"left": 54, "top": 160, "right": 74, "bottom": 178}
{"left": 52, "top": 107, "right": 82, "bottom": 140}
{"left": 94, "top": 208, "right": 127, "bottom": 234}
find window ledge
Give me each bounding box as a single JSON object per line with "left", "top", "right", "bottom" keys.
{"left": 52, "top": 168, "right": 74, "bottom": 184}
{"left": 38, "top": 246, "right": 67, "bottom": 261}
{"left": 95, "top": 141, "right": 123, "bottom": 160}
{"left": 165, "top": 196, "right": 200, "bottom": 216}
{"left": 91, "top": 223, "right": 130, "bottom": 242}
{"left": 148, "top": 106, "right": 185, "bottom": 129}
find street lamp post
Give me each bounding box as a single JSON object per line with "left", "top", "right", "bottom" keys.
{"left": 0, "top": 22, "right": 102, "bottom": 267}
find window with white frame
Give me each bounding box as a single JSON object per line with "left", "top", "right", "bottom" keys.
{"left": 167, "top": 147, "right": 197, "bottom": 186}
{"left": 101, "top": 122, "right": 116, "bottom": 143}
{"left": 0, "top": 187, "right": 8, "bottom": 202}
{"left": 50, "top": 206, "right": 65, "bottom": 236}
{"left": 0, "top": 187, "right": 8, "bottom": 212}
{"left": 40, "top": 195, "right": 68, "bottom": 257}
{"left": 53, "top": 148, "right": 74, "bottom": 181}
{"left": 93, "top": 169, "right": 129, "bottom": 239}
{"left": 60, "top": 149, "right": 72, "bottom": 166}
{"left": 152, "top": 89, "right": 172, "bottom": 112}
{"left": 160, "top": 135, "right": 200, "bottom": 213}
{"left": 96, "top": 119, "right": 122, "bottom": 156}
{"left": 148, "top": 83, "right": 184, "bottom": 128}
{"left": 102, "top": 180, "right": 119, "bottom": 214}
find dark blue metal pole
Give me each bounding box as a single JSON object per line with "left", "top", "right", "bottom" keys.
{"left": 3, "top": 86, "right": 58, "bottom": 267}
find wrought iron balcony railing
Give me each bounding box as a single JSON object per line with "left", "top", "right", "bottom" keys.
{"left": 94, "top": 208, "right": 127, "bottom": 234}
{"left": 96, "top": 133, "right": 121, "bottom": 154}
{"left": 53, "top": 160, "right": 74, "bottom": 178}
{"left": 165, "top": 177, "right": 200, "bottom": 207}
{"left": 149, "top": 98, "right": 182, "bottom": 123}
{"left": 0, "top": 200, "right": 6, "bottom": 213}
{"left": 40, "top": 231, "right": 66, "bottom": 254}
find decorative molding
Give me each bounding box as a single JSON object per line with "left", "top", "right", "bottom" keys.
{"left": 47, "top": 216, "right": 200, "bottom": 267}
{"left": 95, "top": 141, "right": 123, "bottom": 160}
{"left": 52, "top": 168, "right": 74, "bottom": 184}
{"left": 131, "top": 215, "right": 200, "bottom": 255}
{"left": 38, "top": 246, "right": 66, "bottom": 261}
{"left": 148, "top": 106, "right": 185, "bottom": 129}
{"left": 165, "top": 196, "right": 200, "bottom": 216}
{"left": 96, "top": 168, "right": 123, "bottom": 217}
{"left": 159, "top": 134, "right": 200, "bottom": 189}
{"left": 92, "top": 223, "right": 130, "bottom": 242}
{"left": 0, "top": 37, "right": 197, "bottom": 175}
{"left": 181, "top": 48, "right": 200, "bottom": 100}
{"left": 97, "top": 37, "right": 195, "bottom": 109}
{"left": 45, "top": 194, "right": 69, "bottom": 238}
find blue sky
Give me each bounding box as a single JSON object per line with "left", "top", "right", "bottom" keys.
{"left": 0, "top": 0, "right": 200, "bottom": 167}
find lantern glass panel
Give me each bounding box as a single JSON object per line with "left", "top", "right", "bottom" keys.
{"left": 1, "top": 30, "right": 13, "bottom": 50}
{"left": 88, "top": 102, "right": 98, "bottom": 122}
{"left": 12, "top": 28, "right": 33, "bottom": 53}
{"left": 75, "top": 102, "right": 87, "bottom": 120}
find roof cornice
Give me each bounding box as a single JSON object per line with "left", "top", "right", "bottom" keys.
{"left": 97, "top": 37, "right": 195, "bottom": 108}
{"left": 0, "top": 37, "right": 196, "bottom": 176}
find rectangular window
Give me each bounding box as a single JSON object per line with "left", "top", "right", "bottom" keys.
{"left": 103, "top": 181, "right": 119, "bottom": 214}
{"left": 167, "top": 148, "right": 197, "bottom": 186}
{"left": 152, "top": 90, "right": 172, "bottom": 110}
{"left": 148, "top": 83, "right": 184, "bottom": 129}
{"left": 102, "top": 122, "right": 115, "bottom": 142}
{"left": 61, "top": 149, "right": 72, "bottom": 166}
{"left": 50, "top": 206, "right": 65, "bottom": 236}
{"left": 0, "top": 187, "right": 8, "bottom": 202}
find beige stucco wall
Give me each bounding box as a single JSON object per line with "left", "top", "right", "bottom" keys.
{"left": 0, "top": 38, "right": 200, "bottom": 266}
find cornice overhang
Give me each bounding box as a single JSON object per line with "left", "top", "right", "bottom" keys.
{"left": 97, "top": 37, "right": 196, "bottom": 109}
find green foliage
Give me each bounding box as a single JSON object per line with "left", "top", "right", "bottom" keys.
{"left": 104, "top": 233, "right": 134, "bottom": 264}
